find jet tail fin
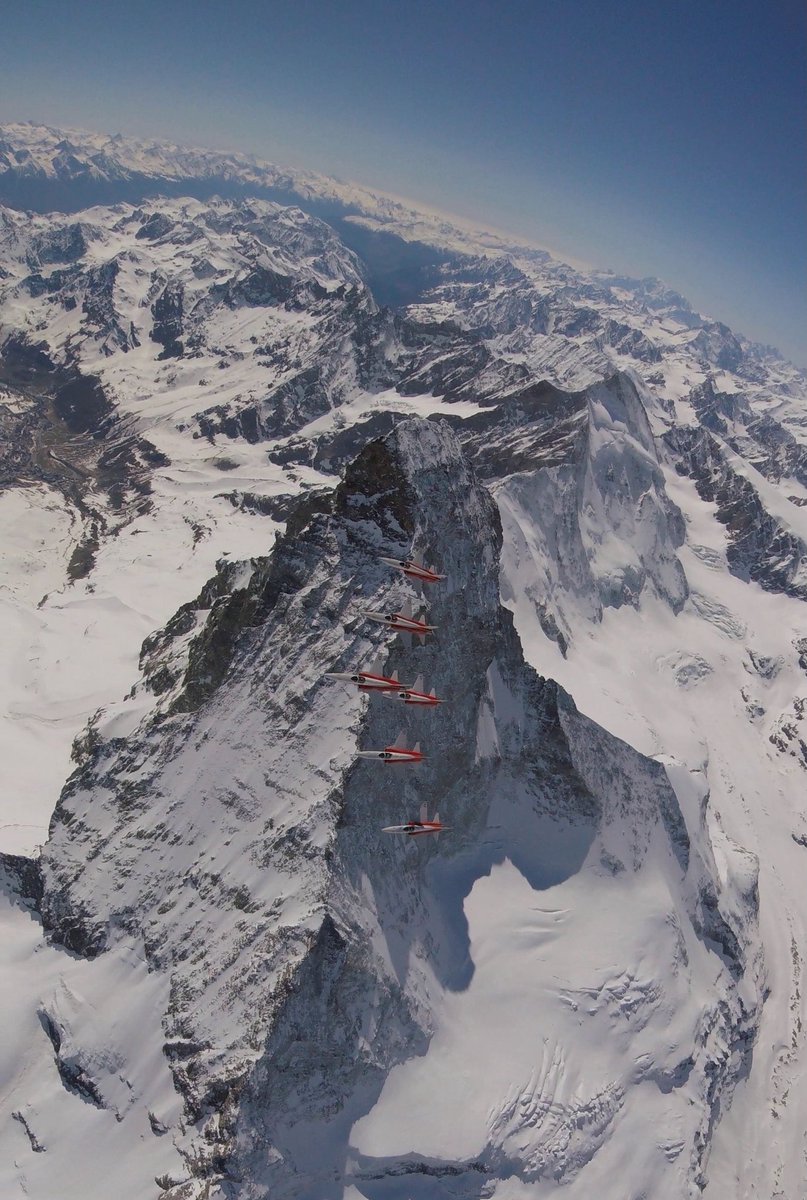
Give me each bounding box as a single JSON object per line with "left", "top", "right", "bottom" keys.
{"left": 429, "top": 688, "right": 436, "bottom": 698}
{"left": 400, "top": 599, "right": 412, "bottom": 620}
{"left": 413, "top": 741, "right": 421, "bottom": 756}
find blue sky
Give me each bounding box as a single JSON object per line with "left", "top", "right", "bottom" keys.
{"left": 2, "top": 0, "right": 805, "bottom": 363}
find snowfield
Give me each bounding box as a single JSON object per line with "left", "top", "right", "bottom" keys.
{"left": 500, "top": 457, "right": 807, "bottom": 1198}
{"left": 0, "top": 888, "right": 188, "bottom": 1199}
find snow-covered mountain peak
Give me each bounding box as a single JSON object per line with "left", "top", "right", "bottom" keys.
{"left": 25, "top": 416, "right": 760, "bottom": 1196}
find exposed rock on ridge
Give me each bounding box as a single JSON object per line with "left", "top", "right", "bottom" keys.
{"left": 666, "top": 425, "right": 807, "bottom": 600}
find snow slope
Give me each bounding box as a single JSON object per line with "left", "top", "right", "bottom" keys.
{"left": 0, "top": 881, "right": 188, "bottom": 1199}
{"left": 498, "top": 412, "right": 807, "bottom": 1199}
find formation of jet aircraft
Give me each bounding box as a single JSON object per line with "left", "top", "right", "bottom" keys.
{"left": 325, "top": 554, "right": 448, "bottom": 841}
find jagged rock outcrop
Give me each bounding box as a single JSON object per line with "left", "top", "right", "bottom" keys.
{"left": 666, "top": 425, "right": 807, "bottom": 600}
{"left": 151, "top": 279, "right": 184, "bottom": 358}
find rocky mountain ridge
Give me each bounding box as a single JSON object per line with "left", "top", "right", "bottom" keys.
{"left": 37, "top": 421, "right": 763, "bottom": 1198}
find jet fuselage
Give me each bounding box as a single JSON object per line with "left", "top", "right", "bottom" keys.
{"left": 356, "top": 747, "right": 424, "bottom": 763}
{"left": 325, "top": 670, "right": 403, "bottom": 692}
{"left": 382, "top": 821, "right": 445, "bottom": 835}
{"left": 390, "top": 687, "right": 444, "bottom": 706}
{"left": 379, "top": 557, "right": 446, "bottom": 584}
{"left": 364, "top": 610, "right": 436, "bottom": 637}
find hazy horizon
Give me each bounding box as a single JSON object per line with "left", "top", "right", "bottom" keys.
{"left": 2, "top": 0, "right": 804, "bottom": 363}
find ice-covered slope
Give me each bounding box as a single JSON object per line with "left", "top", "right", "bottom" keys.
{"left": 0, "top": 872, "right": 189, "bottom": 1200}
{"left": 496, "top": 372, "right": 688, "bottom": 647}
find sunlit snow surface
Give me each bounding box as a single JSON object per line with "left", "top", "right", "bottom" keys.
{"left": 0, "top": 889, "right": 187, "bottom": 1197}
{"left": 497, "top": 461, "right": 807, "bottom": 1198}
{"left": 352, "top": 851, "right": 721, "bottom": 1198}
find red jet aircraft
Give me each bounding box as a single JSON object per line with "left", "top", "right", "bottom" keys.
{"left": 357, "top": 730, "right": 425, "bottom": 764}
{"left": 364, "top": 600, "right": 436, "bottom": 645}
{"left": 386, "top": 674, "right": 445, "bottom": 706}
{"left": 383, "top": 802, "right": 447, "bottom": 837}
{"left": 379, "top": 556, "right": 445, "bottom": 584}
{"left": 325, "top": 660, "right": 406, "bottom": 693}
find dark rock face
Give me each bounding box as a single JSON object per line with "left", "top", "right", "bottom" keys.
{"left": 0, "top": 852, "right": 43, "bottom": 905}
{"left": 39, "top": 1009, "right": 106, "bottom": 1108}
{"left": 228, "top": 265, "right": 296, "bottom": 307}
{"left": 135, "top": 212, "right": 176, "bottom": 241}
{"left": 53, "top": 373, "right": 111, "bottom": 435}
{"left": 151, "top": 279, "right": 184, "bottom": 358}
{"left": 81, "top": 259, "right": 134, "bottom": 353}
{"left": 743, "top": 412, "right": 807, "bottom": 491}
{"left": 24, "top": 263, "right": 82, "bottom": 299}
{"left": 449, "top": 378, "right": 589, "bottom": 478}
{"left": 688, "top": 377, "right": 807, "bottom": 496}
{"left": 0, "top": 337, "right": 160, "bottom": 516}
{"left": 690, "top": 322, "right": 745, "bottom": 372}
{"left": 666, "top": 425, "right": 807, "bottom": 600}
{"left": 2, "top": 377, "right": 163, "bottom": 600}
{"left": 688, "top": 376, "right": 752, "bottom": 434}
{"left": 267, "top": 409, "right": 402, "bottom": 474}
{"left": 141, "top": 557, "right": 269, "bottom": 712}
{"left": 28, "top": 221, "right": 90, "bottom": 265}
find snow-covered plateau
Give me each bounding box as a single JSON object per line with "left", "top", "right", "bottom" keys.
{"left": 1, "top": 121, "right": 806, "bottom": 1199}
